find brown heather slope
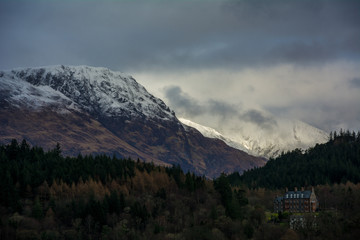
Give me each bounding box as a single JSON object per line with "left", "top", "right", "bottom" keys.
{"left": 0, "top": 105, "right": 266, "bottom": 177}
{"left": 183, "top": 126, "right": 266, "bottom": 177}
{"left": 96, "top": 112, "right": 266, "bottom": 177}
{"left": 0, "top": 105, "right": 168, "bottom": 166}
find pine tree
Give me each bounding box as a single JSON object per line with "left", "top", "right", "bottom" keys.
{"left": 32, "top": 197, "right": 43, "bottom": 220}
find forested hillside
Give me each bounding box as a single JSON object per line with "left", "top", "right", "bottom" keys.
{"left": 0, "top": 140, "right": 249, "bottom": 239}
{"left": 228, "top": 131, "right": 360, "bottom": 189}
{"left": 1, "top": 139, "right": 360, "bottom": 239}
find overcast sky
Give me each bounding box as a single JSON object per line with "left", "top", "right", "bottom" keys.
{"left": 1, "top": 0, "right": 359, "bottom": 132}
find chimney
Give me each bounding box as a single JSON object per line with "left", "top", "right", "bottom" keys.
{"left": 301, "top": 187, "right": 304, "bottom": 191}
{"left": 294, "top": 187, "right": 298, "bottom": 192}
{"left": 285, "top": 187, "right": 288, "bottom": 192}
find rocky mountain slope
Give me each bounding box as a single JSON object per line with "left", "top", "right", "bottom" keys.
{"left": 0, "top": 65, "right": 266, "bottom": 177}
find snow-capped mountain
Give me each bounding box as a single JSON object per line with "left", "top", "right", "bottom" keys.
{"left": 0, "top": 65, "right": 174, "bottom": 120}
{"left": 0, "top": 65, "right": 266, "bottom": 177}
{"left": 179, "top": 117, "right": 328, "bottom": 159}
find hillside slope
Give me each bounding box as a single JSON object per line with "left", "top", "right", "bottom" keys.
{"left": 0, "top": 65, "right": 266, "bottom": 177}
{"left": 227, "top": 132, "right": 360, "bottom": 188}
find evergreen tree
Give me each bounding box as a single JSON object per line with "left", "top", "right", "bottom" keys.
{"left": 32, "top": 197, "right": 43, "bottom": 220}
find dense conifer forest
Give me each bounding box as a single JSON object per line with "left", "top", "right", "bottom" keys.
{"left": 228, "top": 130, "right": 360, "bottom": 189}
{"left": 1, "top": 138, "right": 360, "bottom": 239}
{"left": 0, "top": 139, "right": 248, "bottom": 239}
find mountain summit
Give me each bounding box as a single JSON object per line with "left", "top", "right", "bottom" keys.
{"left": 0, "top": 65, "right": 174, "bottom": 120}
{"left": 0, "top": 65, "right": 265, "bottom": 177}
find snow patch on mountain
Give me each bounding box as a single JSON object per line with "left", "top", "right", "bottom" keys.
{"left": 179, "top": 118, "right": 250, "bottom": 153}
{"left": 179, "top": 117, "right": 329, "bottom": 159}
{"left": 0, "top": 71, "right": 79, "bottom": 113}
{"left": 0, "top": 65, "right": 175, "bottom": 121}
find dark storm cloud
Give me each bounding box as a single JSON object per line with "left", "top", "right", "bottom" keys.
{"left": 349, "top": 78, "right": 360, "bottom": 88}
{"left": 268, "top": 41, "right": 336, "bottom": 64}
{"left": 164, "top": 85, "right": 277, "bottom": 129}
{"left": 0, "top": 0, "right": 359, "bottom": 71}
{"left": 0, "top": 0, "right": 230, "bottom": 71}
{"left": 164, "top": 86, "right": 239, "bottom": 119}
{"left": 241, "top": 109, "right": 277, "bottom": 129}
{"left": 223, "top": 0, "right": 360, "bottom": 32}
{"left": 223, "top": 0, "right": 360, "bottom": 65}
{"left": 164, "top": 86, "right": 204, "bottom": 117}
{"left": 207, "top": 100, "right": 239, "bottom": 119}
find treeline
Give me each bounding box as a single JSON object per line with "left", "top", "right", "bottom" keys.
{"left": 2, "top": 139, "right": 360, "bottom": 239}
{"left": 228, "top": 130, "right": 360, "bottom": 189}
{"left": 0, "top": 139, "right": 250, "bottom": 240}
{"left": 1, "top": 139, "right": 135, "bottom": 209}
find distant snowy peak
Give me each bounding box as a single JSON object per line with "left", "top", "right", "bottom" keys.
{"left": 179, "top": 118, "right": 223, "bottom": 139}
{"left": 0, "top": 65, "right": 175, "bottom": 120}
{"left": 179, "top": 118, "right": 250, "bottom": 153}
{"left": 291, "top": 120, "right": 329, "bottom": 146}
{"left": 179, "top": 117, "right": 329, "bottom": 159}
{"left": 231, "top": 119, "right": 329, "bottom": 158}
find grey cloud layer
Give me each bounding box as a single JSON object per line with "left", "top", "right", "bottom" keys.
{"left": 350, "top": 78, "right": 360, "bottom": 88}
{"left": 164, "top": 86, "right": 204, "bottom": 117}
{"left": 241, "top": 110, "right": 278, "bottom": 129}
{"left": 0, "top": 0, "right": 359, "bottom": 71}
{"left": 164, "top": 86, "right": 240, "bottom": 118}
{"left": 164, "top": 86, "right": 277, "bottom": 129}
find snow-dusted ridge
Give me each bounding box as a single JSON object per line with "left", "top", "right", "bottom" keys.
{"left": 179, "top": 118, "right": 251, "bottom": 153}
{"left": 0, "top": 65, "right": 175, "bottom": 120}
{"left": 179, "top": 117, "right": 329, "bottom": 159}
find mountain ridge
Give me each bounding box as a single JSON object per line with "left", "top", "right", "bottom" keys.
{"left": 1, "top": 65, "right": 175, "bottom": 120}
{"left": 179, "top": 116, "right": 328, "bottom": 159}
{"left": 0, "top": 65, "right": 266, "bottom": 177}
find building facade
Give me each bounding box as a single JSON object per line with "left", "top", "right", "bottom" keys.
{"left": 274, "top": 187, "right": 318, "bottom": 213}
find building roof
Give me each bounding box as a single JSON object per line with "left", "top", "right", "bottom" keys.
{"left": 274, "top": 189, "right": 313, "bottom": 203}
{"left": 284, "top": 190, "right": 312, "bottom": 199}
